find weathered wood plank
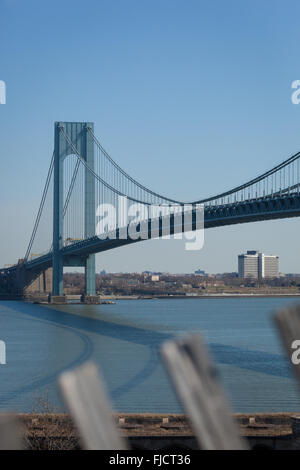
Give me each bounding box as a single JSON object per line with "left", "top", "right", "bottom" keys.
{"left": 161, "top": 334, "right": 247, "bottom": 450}
{"left": 0, "top": 414, "right": 22, "bottom": 450}
{"left": 275, "top": 303, "right": 300, "bottom": 386}
{"left": 59, "top": 361, "right": 128, "bottom": 450}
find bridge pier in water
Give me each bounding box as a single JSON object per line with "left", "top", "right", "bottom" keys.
{"left": 85, "top": 254, "right": 96, "bottom": 296}
{"left": 52, "top": 122, "right": 97, "bottom": 301}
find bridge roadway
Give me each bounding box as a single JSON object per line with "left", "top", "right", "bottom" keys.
{"left": 4, "top": 192, "right": 298, "bottom": 281}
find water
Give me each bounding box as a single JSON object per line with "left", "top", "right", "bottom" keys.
{"left": 0, "top": 297, "right": 300, "bottom": 413}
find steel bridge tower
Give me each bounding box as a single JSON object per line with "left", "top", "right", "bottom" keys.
{"left": 52, "top": 122, "right": 96, "bottom": 298}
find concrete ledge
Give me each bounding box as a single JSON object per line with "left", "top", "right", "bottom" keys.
{"left": 49, "top": 295, "right": 67, "bottom": 304}
{"left": 81, "top": 295, "right": 100, "bottom": 304}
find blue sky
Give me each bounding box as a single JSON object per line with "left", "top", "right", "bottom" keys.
{"left": 1, "top": 0, "right": 300, "bottom": 273}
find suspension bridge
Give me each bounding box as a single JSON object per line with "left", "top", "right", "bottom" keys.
{"left": 1, "top": 121, "right": 300, "bottom": 300}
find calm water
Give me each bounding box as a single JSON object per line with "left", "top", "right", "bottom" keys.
{"left": 0, "top": 297, "right": 300, "bottom": 413}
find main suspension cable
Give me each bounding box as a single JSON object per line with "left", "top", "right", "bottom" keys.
{"left": 89, "top": 129, "right": 181, "bottom": 204}
{"left": 90, "top": 128, "right": 300, "bottom": 204}
{"left": 61, "top": 128, "right": 181, "bottom": 206}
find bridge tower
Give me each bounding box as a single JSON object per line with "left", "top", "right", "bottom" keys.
{"left": 52, "top": 122, "right": 96, "bottom": 298}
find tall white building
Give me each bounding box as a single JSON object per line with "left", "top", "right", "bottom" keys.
{"left": 238, "top": 251, "right": 279, "bottom": 278}
{"left": 238, "top": 251, "right": 259, "bottom": 278}
{"left": 259, "top": 253, "right": 279, "bottom": 278}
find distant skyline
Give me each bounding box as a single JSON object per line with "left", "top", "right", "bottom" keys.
{"left": 1, "top": 0, "right": 300, "bottom": 273}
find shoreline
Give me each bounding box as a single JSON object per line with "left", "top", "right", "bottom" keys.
{"left": 100, "top": 294, "right": 300, "bottom": 300}
{"left": 18, "top": 293, "right": 300, "bottom": 304}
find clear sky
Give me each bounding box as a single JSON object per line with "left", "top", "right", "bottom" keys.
{"left": 1, "top": 0, "right": 300, "bottom": 274}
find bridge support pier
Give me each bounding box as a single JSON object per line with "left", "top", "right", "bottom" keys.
{"left": 53, "top": 254, "right": 64, "bottom": 296}
{"left": 52, "top": 122, "right": 65, "bottom": 296}
{"left": 85, "top": 254, "right": 96, "bottom": 296}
